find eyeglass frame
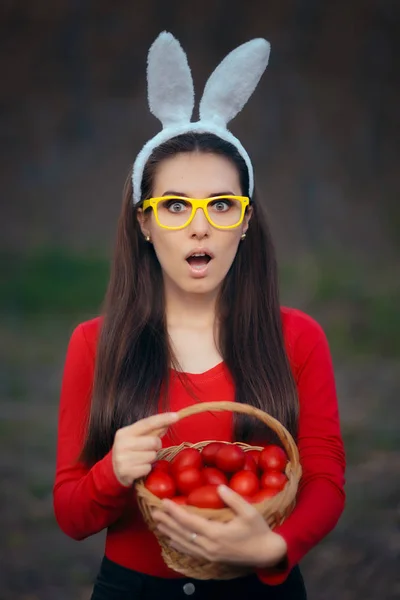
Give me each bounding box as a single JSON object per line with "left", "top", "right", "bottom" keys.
{"left": 141, "top": 195, "right": 250, "bottom": 230}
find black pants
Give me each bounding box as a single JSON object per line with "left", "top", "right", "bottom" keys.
{"left": 91, "top": 556, "right": 307, "bottom": 600}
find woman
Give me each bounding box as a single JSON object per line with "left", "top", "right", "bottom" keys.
{"left": 53, "top": 33, "right": 345, "bottom": 599}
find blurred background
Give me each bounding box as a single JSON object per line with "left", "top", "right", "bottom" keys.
{"left": 1, "top": 1, "right": 399, "bottom": 598}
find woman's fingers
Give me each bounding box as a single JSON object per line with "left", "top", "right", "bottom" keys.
{"left": 128, "top": 436, "right": 162, "bottom": 451}
{"left": 158, "top": 524, "right": 206, "bottom": 558}
{"left": 153, "top": 510, "right": 210, "bottom": 558}
{"left": 153, "top": 509, "right": 190, "bottom": 539}
{"left": 160, "top": 499, "right": 217, "bottom": 539}
{"left": 112, "top": 412, "right": 179, "bottom": 486}
{"left": 129, "top": 412, "right": 179, "bottom": 436}
{"left": 112, "top": 449, "right": 158, "bottom": 486}
{"left": 217, "top": 485, "right": 260, "bottom": 520}
{"left": 126, "top": 450, "right": 158, "bottom": 464}
{"left": 155, "top": 426, "right": 169, "bottom": 437}
{"left": 130, "top": 463, "right": 153, "bottom": 480}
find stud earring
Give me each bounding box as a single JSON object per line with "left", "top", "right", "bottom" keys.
{"left": 241, "top": 233, "right": 246, "bottom": 240}
{"left": 145, "top": 235, "right": 151, "bottom": 242}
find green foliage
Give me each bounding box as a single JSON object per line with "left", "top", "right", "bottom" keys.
{"left": 342, "top": 425, "right": 399, "bottom": 464}
{"left": 280, "top": 254, "right": 400, "bottom": 358}
{"left": 1, "top": 248, "right": 109, "bottom": 318}
{"left": 28, "top": 479, "right": 53, "bottom": 500}
{"left": 2, "top": 247, "right": 399, "bottom": 358}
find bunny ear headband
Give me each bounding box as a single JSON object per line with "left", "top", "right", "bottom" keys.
{"left": 132, "top": 31, "right": 271, "bottom": 204}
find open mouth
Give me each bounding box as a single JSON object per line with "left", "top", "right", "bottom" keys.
{"left": 186, "top": 252, "right": 213, "bottom": 269}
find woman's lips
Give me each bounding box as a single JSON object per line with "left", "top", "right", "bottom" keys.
{"left": 186, "top": 255, "right": 213, "bottom": 278}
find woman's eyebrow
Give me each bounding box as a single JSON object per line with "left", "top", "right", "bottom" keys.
{"left": 161, "top": 191, "right": 236, "bottom": 197}
{"left": 162, "top": 191, "right": 189, "bottom": 197}
{"left": 208, "top": 191, "right": 236, "bottom": 197}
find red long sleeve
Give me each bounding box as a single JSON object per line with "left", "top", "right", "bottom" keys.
{"left": 53, "top": 323, "right": 132, "bottom": 540}
{"left": 53, "top": 309, "right": 346, "bottom": 581}
{"left": 257, "top": 309, "right": 346, "bottom": 584}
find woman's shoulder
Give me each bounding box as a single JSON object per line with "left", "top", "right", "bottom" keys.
{"left": 68, "top": 316, "right": 103, "bottom": 356}
{"left": 280, "top": 306, "right": 329, "bottom": 358}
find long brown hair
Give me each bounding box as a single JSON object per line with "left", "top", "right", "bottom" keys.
{"left": 80, "top": 133, "right": 299, "bottom": 466}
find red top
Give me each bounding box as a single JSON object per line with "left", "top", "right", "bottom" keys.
{"left": 53, "top": 307, "right": 345, "bottom": 585}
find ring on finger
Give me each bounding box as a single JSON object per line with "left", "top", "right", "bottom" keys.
{"left": 189, "top": 532, "right": 198, "bottom": 543}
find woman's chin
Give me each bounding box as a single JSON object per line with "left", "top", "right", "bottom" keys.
{"left": 174, "top": 276, "right": 222, "bottom": 297}
{"left": 185, "top": 280, "right": 219, "bottom": 295}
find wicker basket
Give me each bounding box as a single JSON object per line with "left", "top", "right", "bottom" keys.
{"left": 135, "top": 401, "right": 302, "bottom": 580}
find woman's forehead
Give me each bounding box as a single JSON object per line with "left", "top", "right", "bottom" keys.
{"left": 152, "top": 152, "right": 241, "bottom": 197}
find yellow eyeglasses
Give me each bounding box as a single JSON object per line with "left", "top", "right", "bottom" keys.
{"left": 142, "top": 195, "right": 250, "bottom": 230}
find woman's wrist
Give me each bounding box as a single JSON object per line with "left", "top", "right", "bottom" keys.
{"left": 258, "top": 531, "right": 288, "bottom": 569}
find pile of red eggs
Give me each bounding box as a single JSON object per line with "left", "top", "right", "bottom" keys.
{"left": 144, "top": 442, "right": 288, "bottom": 509}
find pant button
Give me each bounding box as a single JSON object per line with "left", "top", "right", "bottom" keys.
{"left": 183, "top": 582, "right": 196, "bottom": 595}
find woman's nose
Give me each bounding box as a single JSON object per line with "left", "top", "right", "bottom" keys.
{"left": 188, "top": 207, "right": 211, "bottom": 237}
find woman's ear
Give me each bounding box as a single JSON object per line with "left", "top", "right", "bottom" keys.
{"left": 137, "top": 208, "right": 151, "bottom": 238}
{"left": 242, "top": 205, "right": 253, "bottom": 234}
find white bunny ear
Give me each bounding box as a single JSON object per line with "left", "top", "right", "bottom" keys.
{"left": 147, "top": 31, "right": 194, "bottom": 128}
{"left": 199, "top": 38, "right": 270, "bottom": 127}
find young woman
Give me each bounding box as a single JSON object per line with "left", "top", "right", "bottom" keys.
{"left": 53, "top": 34, "right": 345, "bottom": 600}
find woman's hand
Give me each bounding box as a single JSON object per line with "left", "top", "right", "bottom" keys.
{"left": 112, "top": 412, "right": 179, "bottom": 487}
{"left": 152, "top": 484, "right": 288, "bottom": 569}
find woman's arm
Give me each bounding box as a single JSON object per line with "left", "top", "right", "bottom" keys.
{"left": 53, "top": 323, "right": 132, "bottom": 541}
{"left": 257, "top": 312, "right": 346, "bottom": 584}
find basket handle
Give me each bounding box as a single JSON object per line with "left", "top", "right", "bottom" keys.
{"left": 163, "top": 401, "right": 300, "bottom": 472}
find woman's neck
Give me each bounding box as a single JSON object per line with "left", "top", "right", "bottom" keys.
{"left": 165, "top": 285, "right": 218, "bottom": 329}
{"left": 163, "top": 280, "right": 223, "bottom": 373}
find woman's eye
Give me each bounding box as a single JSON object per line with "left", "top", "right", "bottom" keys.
{"left": 211, "top": 200, "right": 231, "bottom": 211}
{"left": 165, "top": 200, "right": 188, "bottom": 212}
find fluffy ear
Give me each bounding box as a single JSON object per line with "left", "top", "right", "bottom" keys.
{"left": 147, "top": 31, "right": 194, "bottom": 128}
{"left": 199, "top": 38, "right": 270, "bottom": 127}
